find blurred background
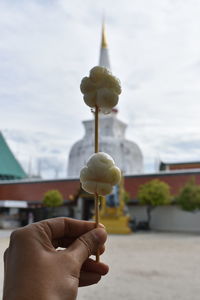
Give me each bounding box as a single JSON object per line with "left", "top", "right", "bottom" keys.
{"left": 1, "top": 0, "right": 200, "bottom": 178}
{"left": 1, "top": 1, "right": 200, "bottom": 299}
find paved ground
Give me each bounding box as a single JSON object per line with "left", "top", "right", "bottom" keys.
{"left": 0, "top": 230, "right": 200, "bottom": 299}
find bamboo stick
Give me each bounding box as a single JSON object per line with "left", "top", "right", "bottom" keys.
{"left": 94, "top": 105, "right": 100, "bottom": 262}
{"left": 94, "top": 105, "right": 99, "bottom": 153}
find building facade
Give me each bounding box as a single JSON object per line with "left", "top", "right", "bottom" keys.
{"left": 0, "top": 169, "right": 200, "bottom": 231}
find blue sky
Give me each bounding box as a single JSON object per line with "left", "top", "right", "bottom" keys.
{"left": 1, "top": 0, "right": 200, "bottom": 178}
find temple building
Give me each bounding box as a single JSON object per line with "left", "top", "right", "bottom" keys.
{"left": 1, "top": 23, "right": 200, "bottom": 233}
{"left": 67, "top": 23, "right": 143, "bottom": 177}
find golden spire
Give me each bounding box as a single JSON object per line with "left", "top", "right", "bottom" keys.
{"left": 101, "top": 22, "right": 108, "bottom": 48}
{"left": 99, "top": 19, "right": 110, "bottom": 69}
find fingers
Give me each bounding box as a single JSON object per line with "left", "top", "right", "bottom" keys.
{"left": 33, "top": 217, "right": 103, "bottom": 241}
{"left": 79, "top": 271, "right": 101, "bottom": 287}
{"left": 79, "top": 259, "right": 109, "bottom": 287}
{"left": 67, "top": 228, "right": 107, "bottom": 265}
{"left": 54, "top": 239, "right": 105, "bottom": 254}
{"left": 81, "top": 258, "right": 109, "bottom": 275}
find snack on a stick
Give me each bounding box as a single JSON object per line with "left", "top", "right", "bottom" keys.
{"left": 80, "top": 66, "right": 121, "bottom": 114}
{"left": 80, "top": 152, "right": 121, "bottom": 196}
{"left": 80, "top": 66, "right": 122, "bottom": 261}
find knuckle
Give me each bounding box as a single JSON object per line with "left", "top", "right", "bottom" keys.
{"left": 10, "top": 229, "right": 21, "bottom": 240}
{"left": 78, "top": 236, "right": 93, "bottom": 256}
{"left": 10, "top": 228, "right": 27, "bottom": 243}
{"left": 3, "top": 248, "right": 8, "bottom": 262}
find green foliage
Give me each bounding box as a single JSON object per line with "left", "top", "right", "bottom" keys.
{"left": 137, "top": 179, "right": 171, "bottom": 207}
{"left": 123, "top": 190, "right": 130, "bottom": 203}
{"left": 176, "top": 178, "right": 200, "bottom": 212}
{"left": 43, "top": 190, "right": 64, "bottom": 208}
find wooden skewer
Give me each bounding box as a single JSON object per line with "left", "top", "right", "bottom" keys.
{"left": 94, "top": 105, "right": 100, "bottom": 262}
{"left": 95, "top": 193, "right": 100, "bottom": 262}
{"left": 94, "top": 105, "right": 99, "bottom": 154}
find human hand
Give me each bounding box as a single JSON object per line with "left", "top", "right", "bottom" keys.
{"left": 3, "top": 217, "right": 108, "bottom": 300}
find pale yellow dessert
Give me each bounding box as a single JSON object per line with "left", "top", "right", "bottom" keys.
{"left": 80, "top": 152, "right": 121, "bottom": 196}
{"left": 80, "top": 66, "right": 121, "bottom": 114}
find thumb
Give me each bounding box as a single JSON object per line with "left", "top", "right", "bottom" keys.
{"left": 67, "top": 228, "right": 107, "bottom": 265}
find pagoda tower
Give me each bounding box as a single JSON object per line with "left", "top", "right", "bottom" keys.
{"left": 67, "top": 23, "right": 143, "bottom": 178}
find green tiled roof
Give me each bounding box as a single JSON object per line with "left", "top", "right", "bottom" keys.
{"left": 0, "top": 132, "right": 27, "bottom": 179}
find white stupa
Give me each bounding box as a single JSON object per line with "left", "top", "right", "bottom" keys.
{"left": 67, "top": 23, "right": 143, "bottom": 178}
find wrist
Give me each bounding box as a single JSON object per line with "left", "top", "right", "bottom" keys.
{"left": 3, "top": 279, "right": 77, "bottom": 300}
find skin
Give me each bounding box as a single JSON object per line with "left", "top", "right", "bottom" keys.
{"left": 3, "top": 217, "right": 109, "bottom": 300}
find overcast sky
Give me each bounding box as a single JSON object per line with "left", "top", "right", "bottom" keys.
{"left": 0, "top": 0, "right": 200, "bottom": 178}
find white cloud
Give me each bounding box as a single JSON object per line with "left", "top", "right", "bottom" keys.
{"left": 0, "top": 0, "right": 200, "bottom": 178}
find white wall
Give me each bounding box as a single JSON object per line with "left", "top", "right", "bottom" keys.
{"left": 128, "top": 206, "right": 147, "bottom": 222}
{"left": 74, "top": 197, "right": 84, "bottom": 220}
{"left": 128, "top": 205, "right": 200, "bottom": 233}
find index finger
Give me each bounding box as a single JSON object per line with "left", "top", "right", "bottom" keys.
{"left": 34, "top": 217, "right": 99, "bottom": 241}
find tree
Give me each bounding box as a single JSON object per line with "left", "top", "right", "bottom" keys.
{"left": 43, "top": 190, "right": 64, "bottom": 208}
{"left": 176, "top": 177, "right": 200, "bottom": 212}
{"left": 137, "top": 179, "right": 171, "bottom": 229}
